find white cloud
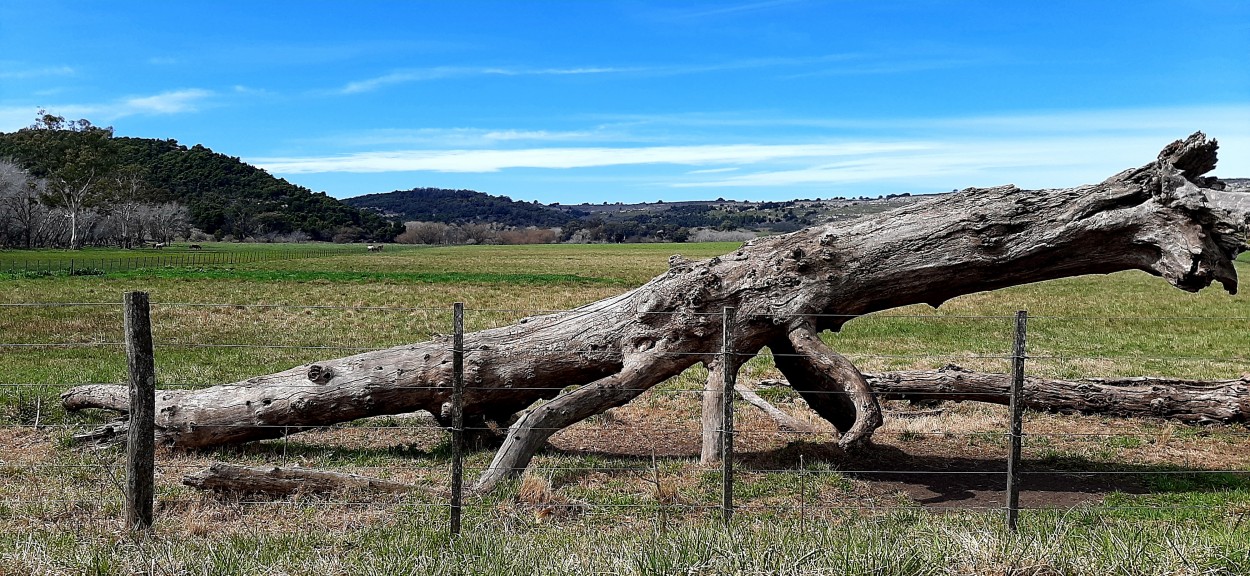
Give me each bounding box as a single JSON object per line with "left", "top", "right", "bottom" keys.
{"left": 0, "top": 107, "right": 40, "bottom": 131}
{"left": 303, "top": 127, "right": 622, "bottom": 148}
{"left": 677, "top": 132, "right": 1250, "bottom": 190}
{"left": 0, "top": 65, "right": 75, "bottom": 79}
{"left": 252, "top": 104, "right": 1250, "bottom": 196}
{"left": 253, "top": 142, "right": 929, "bottom": 174}
{"left": 338, "top": 66, "right": 627, "bottom": 94}
{"left": 0, "top": 89, "right": 216, "bottom": 130}
{"left": 118, "top": 89, "right": 213, "bottom": 115}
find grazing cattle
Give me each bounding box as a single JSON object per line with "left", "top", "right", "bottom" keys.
{"left": 367, "top": 244, "right": 381, "bottom": 252}
{"left": 154, "top": 242, "right": 167, "bottom": 249}
{"left": 189, "top": 244, "right": 202, "bottom": 250}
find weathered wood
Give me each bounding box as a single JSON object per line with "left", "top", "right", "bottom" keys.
{"left": 772, "top": 325, "right": 883, "bottom": 448}
{"left": 734, "top": 384, "right": 817, "bottom": 433}
{"left": 721, "top": 307, "right": 735, "bottom": 524}
{"left": 183, "top": 462, "right": 416, "bottom": 495}
{"left": 450, "top": 302, "right": 464, "bottom": 537}
{"left": 62, "top": 134, "right": 1247, "bottom": 492}
{"left": 763, "top": 367, "right": 1250, "bottom": 423}
{"left": 701, "top": 308, "right": 741, "bottom": 463}
{"left": 1005, "top": 311, "right": 1027, "bottom": 532}
{"left": 124, "top": 291, "right": 155, "bottom": 531}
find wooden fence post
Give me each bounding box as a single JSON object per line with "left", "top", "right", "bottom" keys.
{"left": 124, "top": 291, "right": 156, "bottom": 531}
{"left": 1006, "top": 310, "right": 1028, "bottom": 531}
{"left": 450, "top": 302, "right": 465, "bottom": 537}
{"left": 721, "top": 306, "right": 736, "bottom": 524}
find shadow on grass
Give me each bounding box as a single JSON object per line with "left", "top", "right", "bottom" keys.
{"left": 542, "top": 439, "right": 1248, "bottom": 509}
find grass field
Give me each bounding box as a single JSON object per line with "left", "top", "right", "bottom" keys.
{"left": 0, "top": 241, "right": 405, "bottom": 276}
{"left": 2, "top": 242, "right": 1249, "bottom": 575}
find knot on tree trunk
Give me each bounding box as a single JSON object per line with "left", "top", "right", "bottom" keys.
{"left": 307, "top": 364, "right": 334, "bottom": 384}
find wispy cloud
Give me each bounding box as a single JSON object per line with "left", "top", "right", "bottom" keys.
{"left": 252, "top": 104, "right": 1250, "bottom": 197}
{"left": 338, "top": 65, "right": 629, "bottom": 94}
{"left": 333, "top": 50, "right": 981, "bottom": 95}
{"left": 117, "top": 89, "right": 213, "bottom": 115}
{"left": 651, "top": 0, "right": 808, "bottom": 20}
{"left": 0, "top": 65, "right": 75, "bottom": 79}
{"left": 302, "top": 127, "right": 626, "bottom": 148}
{"left": 253, "top": 142, "right": 929, "bottom": 174}
{"left": 0, "top": 89, "right": 216, "bottom": 130}
{"left": 678, "top": 130, "right": 1250, "bottom": 190}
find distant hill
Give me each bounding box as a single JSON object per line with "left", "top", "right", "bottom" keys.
{"left": 112, "top": 138, "right": 400, "bottom": 241}
{"left": 0, "top": 124, "right": 400, "bottom": 243}
{"left": 344, "top": 187, "right": 586, "bottom": 228}
{"left": 346, "top": 186, "right": 942, "bottom": 243}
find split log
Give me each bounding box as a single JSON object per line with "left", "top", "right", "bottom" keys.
{"left": 183, "top": 462, "right": 417, "bottom": 495}
{"left": 61, "top": 133, "right": 1246, "bottom": 492}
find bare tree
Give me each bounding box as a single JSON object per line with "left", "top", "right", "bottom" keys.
{"left": 0, "top": 161, "right": 51, "bottom": 249}
{"left": 142, "top": 202, "right": 189, "bottom": 244}
{"left": 107, "top": 166, "right": 149, "bottom": 248}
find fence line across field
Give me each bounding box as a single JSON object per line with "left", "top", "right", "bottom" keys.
{"left": 1, "top": 295, "right": 1246, "bottom": 536}
{"left": 0, "top": 248, "right": 342, "bottom": 276}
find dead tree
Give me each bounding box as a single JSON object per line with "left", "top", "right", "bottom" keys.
{"left": 862, "top": 367, "right": 1250, "bottom": 424}
{"left": 61, "top": 133, "right": 1246, "bottom": 492}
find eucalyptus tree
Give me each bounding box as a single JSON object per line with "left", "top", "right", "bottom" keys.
{"left": 21, "top": 112, "right": 118, "bottom": 249}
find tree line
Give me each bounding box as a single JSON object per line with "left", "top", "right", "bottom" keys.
{"left": 355, "top": 187, "right": 834, "bottom": 245}
{"left": 0, "top": 113, "right": 400, "bottom": 249}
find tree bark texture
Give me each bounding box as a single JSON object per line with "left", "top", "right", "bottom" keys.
{"left": 61, "top": 133, "right": 1247, "bottom": 492}
{"left": 857, "top": 366, "right": 1250, "bottom": 424}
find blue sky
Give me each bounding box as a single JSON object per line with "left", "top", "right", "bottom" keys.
{"left": 2, "top": 1, "right": 1247, "bottom": 204}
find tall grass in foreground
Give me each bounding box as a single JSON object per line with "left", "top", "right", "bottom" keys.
{"left": 2, "top": 507, "right": 1247, "bottom": 575}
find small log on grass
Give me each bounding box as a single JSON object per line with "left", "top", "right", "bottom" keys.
{"left": 183, "top": 462, "right": 417, "bottom": 496}
{"left": 62, "top": 133, "right": 1247, "bottom": 492}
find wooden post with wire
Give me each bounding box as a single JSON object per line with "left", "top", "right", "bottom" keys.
{"left": 721, "top": 306, "right": 736, "bottom": 524}
{"left": 450, "top": 302, "right": 465, "bottom": 537}
{"left": 1005, "top": 310, "right": 1028, "bottom": 531}
{"left": 124, "top": 291, "right": 156, "bottom": 531}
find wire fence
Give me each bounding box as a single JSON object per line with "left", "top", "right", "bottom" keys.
{"left": 1, "top": 296, "right": 1248, "bottom": 535}
{"left": 0, "top": 247, "right": 342, "bottom": 276}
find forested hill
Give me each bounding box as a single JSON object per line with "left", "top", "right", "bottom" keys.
{"left": 0, "top": 124, "right": 399, "bottom": 242}
{"left": 109, "top": 138, "right": 399, "bottom": 241}
{"left": 344, "top": 187, "right": 586, "bottom": 227}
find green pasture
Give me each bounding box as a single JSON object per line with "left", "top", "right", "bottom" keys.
{"left": 1, "top": 242, "right": 1248, "bottom": 575}
{"left": 1, "top": 241, "right": 1245, "bottom": 389}
{"left": 0, "top": 241, "right": 410, "bottom": 276}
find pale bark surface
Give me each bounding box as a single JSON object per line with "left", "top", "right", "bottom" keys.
{"left": 877, "top": 367, "right": 1250, "bottom": 423}
{"left": 62, "top": 133, "right": 1247, "bottom": 492}
{"left": 183, "top": 462, "right": 416, "bottom": 495}
{"left": 762, "top": 367, "right": 1250, "bottom": 424}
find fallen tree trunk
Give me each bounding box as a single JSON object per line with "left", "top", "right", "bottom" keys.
{"left": 183, "top": 462, "right": 417, "bottom": 496}
{"left": 62, "top": 133, "right": 1246, "bottom": 492}
{"left": 861, "top": 367, "right": 1250, "bottom": 424}
{"left": 763, "top": 367, "right": 1250, "bottom": 423}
